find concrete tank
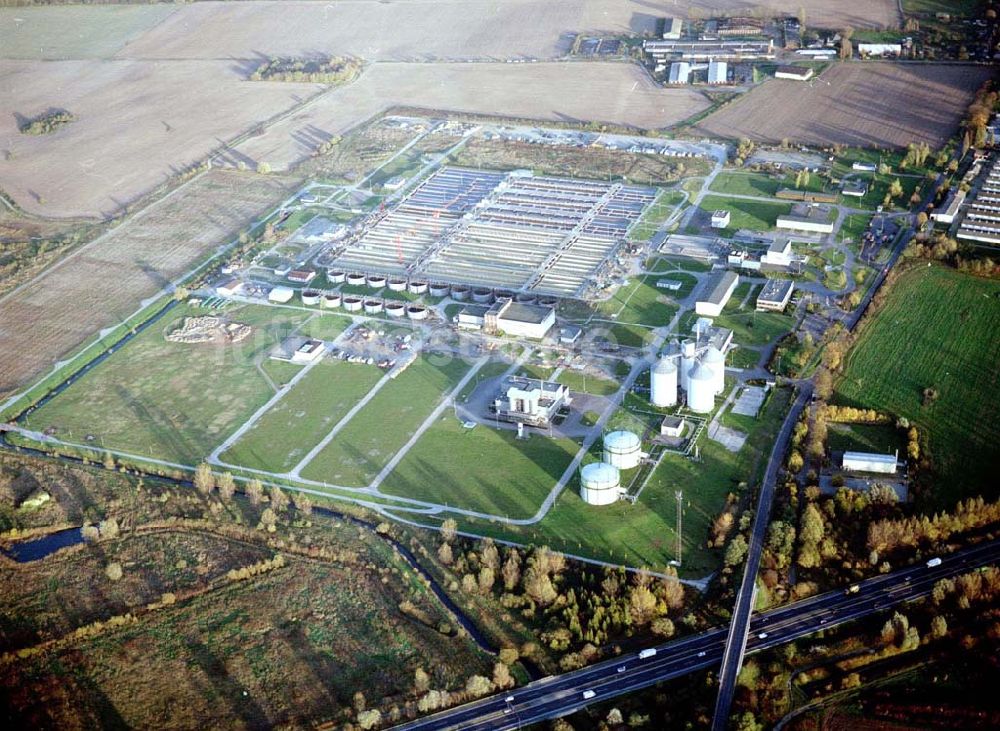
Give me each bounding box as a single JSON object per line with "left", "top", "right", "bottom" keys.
{"left": 650, "top": 357, "right": 678, "bottom": 408}
{"left": 580, "top": 462, "right": 622, "bottom": 506}
{"left": 327, "top": 270, "right": 346, "bottom": 284}
{"left": 343, "top": 296, "right": 363, "bottom": 312}
{"left": 703, "top": 346, "right": 726, "bottom": 395}
{"left": 451, "top": 285, "right": 470, "bottom": 301}
{"left": 363, "top": 299, "right": 383, "bottom": 314}
{"left": 408, "top": 281, "right": 429, "bottom": 295}
{"left": 406, "top": 305, "right": 429, "bottom": 321}
{"left": 515, "top": 293, "right": 536, "bottom": 304}
{"left": 603, "top": 430, "right": 642, "bottom": 470}
{"left": 387, "top": 278, "right": 408, "bottom": 292}
{"left": 323, "top": 293, "right": 342, "bottom": 309}
{"left": 301, "top": 290, "right": 320, "bottom": 306}
{"left": 429, "top": 283, "right": 450, "bottom": 297}
{"left": 346, "top": 273, "right": 366, "bottom": 287}
{"left": 385, "top": 301, "right": 406, "bottom": 318}
{"left": 471, "top": 287, "right": 493, "bottom": 304}
{"left": 366, "top": 274, "right": 387, "bottom": 290}
{"left": 680, "top": 339, "right": 697, "bottom": 393}
{"left": 687, "top": 361, "right": 715, "bottom": 414}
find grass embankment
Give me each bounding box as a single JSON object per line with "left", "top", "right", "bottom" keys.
{"left": 834, "top": 264, "right": 1000, "bottom": 505}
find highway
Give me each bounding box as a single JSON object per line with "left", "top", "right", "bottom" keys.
{"left": 393, "top": 538, "right": 1000, "bottom": 730}
{"left": 711, "top": 383, "right": 813, "bottom": 729}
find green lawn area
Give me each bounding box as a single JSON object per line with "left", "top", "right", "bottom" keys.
{"left": 22, "top": 304, "right": 311, "bottom": 465}
{"left": 826, "top": 423, "right": 904, "bottom": 456}
{"left": 709, "top": 171, "right": 830, "bottom": 198}
{"left": 839, "top": 214, "right": 872, "bottom": 244}
{"left": 219, "top": 361, "right": 385, "bottom": 473}
{"left": 694, "top": 195, "right": 792, "bottom": 236}
{"left": 834, "top": 265, "right": 1000, "bottom": 506}
{"left": 596, "top": 274, "right": 679, "bottom": 328}
{"left": 454, "top": 387, "right": 794, "bottom": 574}
{"left": 297, "top": 313, "right": 354, "bottom": 341}
{"left": 630, "top": 189, "right": 685, "bottom": 241}
{"left": 649, "top": 256, "right": 713, "bottom": 273}
{"left": 300, "top": 355, "right": 472, "bottom": 486}
{"left": 714, "top": 307, "right": 795, "bottom": 347}
{"left": 379, "top": 418, "right": 579, "bottom": 519}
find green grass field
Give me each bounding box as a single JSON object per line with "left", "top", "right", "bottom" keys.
{"left": 22, "top": 304, "right": 310, "bottom": 465}
{"left": 454, "top": 388, "right": 793, "bottom": 574}
{"left": 219, "top": 361, "right": 385, "bottom": 473}
{"left": 300, "top": 355, "right": 472, "bottom": 486}
{"left": 693, "top": 195, "right": 792, "bottom": 236}
{"left": 709, "top": 171, "right": 828, "bottom": 198}
{"left": 826, "top": 423, "right": 903, "bottom": 456}
{"left": 379, "top": 418, "right": 579, "bottom": 518}
{"left": 596, "top": 274, "right": 679, "bottom": 328}
{"left": 630, "top": 190, "right": 685, "bottom": 241}
{"left": 835, "top": 265, "right": 1000, "bottom": 506}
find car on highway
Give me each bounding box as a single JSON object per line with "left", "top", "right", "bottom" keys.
{"left": 617, "top": 666, "right": 627, "bottom": 673}
{"left": 758, "top": 632, "right": 768, "bottom": 639}
{"left": 582, "top": 690, "right": 596, "bottom": 700}
{"left": 697, "top": 651, "right": 706, "bottom": 657}
{"left": 926, "top": 557, "right": 943, "bottom": 568}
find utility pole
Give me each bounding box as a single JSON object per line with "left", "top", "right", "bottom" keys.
{"left": 675, "top": 489, "right": 683, "bottom": 566}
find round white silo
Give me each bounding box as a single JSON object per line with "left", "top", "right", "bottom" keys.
{"left": 650, "top": 357, "right": 678, "bottom": 408}
{"left": 680, "top": 339, "right": 697, "bottom": 393}
{"left": 703, "top": 346, "right": 726, "bottom": 395}
{"left": 687, "top": 361, "right": 715, "bottom": 413}
{"left": 580, "top": 462, "right": 622, "bottom": 506}
{"left": 603, "top": 430, "right": 642, "bottom": 470}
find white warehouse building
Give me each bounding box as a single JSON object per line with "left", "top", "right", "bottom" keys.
{"left": 842, "top": 451, "right": 898, "bottom": 474}
{"left": 695, "top": 271, "right": 739, "bottom": 317}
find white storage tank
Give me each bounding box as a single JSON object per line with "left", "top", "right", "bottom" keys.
{"left": 703, "top": 346, "right": 726, "bottom": 395}
{"left": 580, "top": 462, "right": 622, "bottom": 506}
{"left": 650, "top": 357, "right": 678, "bottom": 408}
{"left": 603, "top": 430, "right": 642, "bottom": 470}
{"left": 680, "top": 339, "right": 697, "bottom": 393}
{"left": 687, "top": 362, "right": 715, "bottom": 413}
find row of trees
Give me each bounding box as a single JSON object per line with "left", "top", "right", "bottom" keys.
{"left": 434, "top": 520, "right": 689, "bottom": 667}
{"left": 867, "top": 495, "right": 1000, "bottom": 553}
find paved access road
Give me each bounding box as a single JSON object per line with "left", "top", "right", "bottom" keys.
{"left": 393, "top": 538, "right": 1000, "bottom": 730}
{"left": 711, "top": 382, "right": 812, "bottom": 729}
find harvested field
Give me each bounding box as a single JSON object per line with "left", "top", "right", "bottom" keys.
{"left": 0, "top": 5, "right": 179, "bottom": 60}
{"left": 110, "top": 1, "right": 899, "bottom": 61}
{"left": 0, "top": 171, "right": 299, "bottom": 399}
{"left": 236, "top": 62, "right": 710, "bottom": 169}
{"left": 696, "top": 63, "right": 993, "bottom": 149}
{"left": 0, "top": 59, "right": 317, "bottom": 218}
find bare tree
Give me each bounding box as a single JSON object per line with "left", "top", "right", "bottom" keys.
{"left": 245, "top": 478, "right": 264, "bottom": 506}
{"left": 217, "top": 472, "right": 236, "bottom": 502}
{"left": 193, "top": 463, "right": 214, "bottom": 495}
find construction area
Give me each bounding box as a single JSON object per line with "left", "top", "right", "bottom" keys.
{"left": 319, "top": 167, "right": 657, "bottom": 298}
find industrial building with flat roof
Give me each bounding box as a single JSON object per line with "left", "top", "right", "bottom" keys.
{"left": 842, "top": 451, "right": 898, "bottom": 474}
{"left": 320, "top": 167, "right": 656, "bottom": 299}
{"left": 756, "top": 278, "right": 794, "bottom": 312}
{"left": 494, "top": 376, "right": 570, "bottom": 427}
{"left": 695, "top": 270, "right": 739, "bottom": 317}
{"left": 958, "top": 158, "right": 1000, "bottom": 243}
{"left": 777, "top": 206, "right": 835, "bottom": 235}
{"left": 930, "top": 189, "right": 965, "bottom": 224}
{"left": 662, "top": 17, "right": 683, "bottom": 40}
{"left": 774, "top": 65, "right": 813, "bottom": 81}
{"left": 485, "top": 300, "right": 556, "bottom": 340}
{"left": 643, "top": 38, "right": 774, "bottom": 62}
